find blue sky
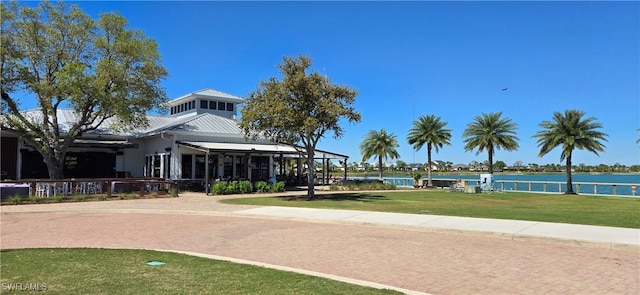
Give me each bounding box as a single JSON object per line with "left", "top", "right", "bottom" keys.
{"left": 19, "top": 1, "right": 640, "bottom": 166}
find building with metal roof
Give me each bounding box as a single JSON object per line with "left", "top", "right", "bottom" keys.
{"left": 1, "top": 88, "right": 349, "bottom": 188}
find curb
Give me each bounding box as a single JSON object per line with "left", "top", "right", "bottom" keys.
{"left": 156, "top": 249, "right": 432, "bottom": 295}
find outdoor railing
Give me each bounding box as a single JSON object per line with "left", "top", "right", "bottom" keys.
{"left": 492, "top": 180, "right": 637, "bottom": 196}
{"left": 0, "top": 178, "right": 177, "bottom": 199}
{"left": 380, "top": 177, "right": 638, "bottom": 197}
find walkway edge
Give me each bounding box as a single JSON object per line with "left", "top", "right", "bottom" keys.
{"left": 155, "top": 249, "right": 432, "bottom": 295}
{"left": 234, "top": 206, "right": 640, "bottom": 250}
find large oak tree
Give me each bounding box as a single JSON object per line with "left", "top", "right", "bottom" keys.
{"left": 1, "top": 1, "right": 168, "bottom": 179}
{"left": 240, "top": 55, "right": 360, "bottom": 199}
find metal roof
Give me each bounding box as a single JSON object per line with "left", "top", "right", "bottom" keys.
{"left": 144, "top": 113, "right": 243, "bottom": 136}
{"left": 170, "top": 88, "right": 245, "bottom": 106}
{"left": 178, "top": 141, "right": 349, "bottom": 159}
{"left": 14, "top": 109, "right": 243, "bottom": 138}
{"left": 178, "top": 141, "right": 301, "bottom": 154}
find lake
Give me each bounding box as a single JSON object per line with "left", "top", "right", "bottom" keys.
{"left": 375, "top": 173, "right": 640, "bottom": 196}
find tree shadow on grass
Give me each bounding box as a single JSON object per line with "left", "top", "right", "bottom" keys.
{"left": 278, "top": 193, "right": 389, "bottom": 202}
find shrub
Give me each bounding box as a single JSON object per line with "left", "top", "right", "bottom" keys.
{"left": 211, "top": 182, "right": 228, "bottom": 195}
{"left": 329, "top": 184, "right": 341, "bottom": 191}
{"left": 272, "top": 181, "right": 285, "bottom": 192}
{"left": 255, "top": 181, "right": 270, "bottom": 193}
{"left": 168, "top": 187, "right": 179, "bottom": 197}
{"left": 238, "top": 180, "right": 253, "bottom": 194}
{"left": 226, "top": 181, "right": 240, "bottom": 194}
{"left": 72, "top": 195, "right": 86, "bottom": 202}
{"left": 7, "top": 196, "right": 22, "bottom": 205}
{"left": 51, "top": 196, "right": 64, "bottom": 203}
{"left": 410, "top": 172, "right": 423, "bottom": 185}
{"left": 333, "top": 182, "right": 396, "bottom": 191}
{"left": 28, "top": 195, "right": 44, "bottom": 203}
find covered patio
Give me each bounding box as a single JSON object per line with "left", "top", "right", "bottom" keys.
{"left": 176, "top": 141, "right": 349, "bottom": 190}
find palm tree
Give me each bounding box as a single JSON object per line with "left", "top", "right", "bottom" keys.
{"left": 407, "top": 115, "right": 452, "bottom": 187}
{"left": 462, "top": 112, "right": 519, "bottom": 176}
{"left": 533, "top": 109, "right": 607, "bottom": 194}
{"left": 360, "top": 128, "right": 400, "bottom": 180}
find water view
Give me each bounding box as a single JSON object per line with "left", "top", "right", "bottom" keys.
{"left": 377, "top": 173, "right": 640, "bottom": 196}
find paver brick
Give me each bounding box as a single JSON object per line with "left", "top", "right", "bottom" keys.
{"left": 1, "top": 193, "right": 638, "bottom": 294}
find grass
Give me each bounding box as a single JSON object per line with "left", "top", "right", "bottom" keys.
{"left": 0, "top": 248, "right": 400, "bottom": 295}
{"left": 221, "top": 190, "right": 640, "bottom": 228}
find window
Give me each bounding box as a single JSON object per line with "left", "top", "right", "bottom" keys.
{"left": 200, "top": 100, "right": 208, "bottom": 109}
{"left": 190, "top": 101, "right": 195, "bottom": 109}
{"left": 251, "top": 156, "right": 269, "bottom": 181}
{"left": 153, "top": 155, "right": 161, "bottom": 177}
{"left": 234, "top": 156, "right": 245, "bottom": 178}
{"left": 208, "top": 156, "right": 217, "bottom": 179}
{"left": 195, "top": 155, "right": 206, "bottom": 179}
{"left": 218, "top": 101, "right": 225, "bottom": 110}
{"left": 209, "top": 101, "right": 216, "bottom": 109}
{"left": 226, "top": 103, "right": 234, "bottom": 111}
{"left": 170, "top": 107, "right": 174, "bottom": 115}
{"left": 163, "top": 154, "right": 171, "bottom": 179}
{"left": 223, "top": 156, "right": 233, "bottom": 178}
{"left": 181, "top": 155, "right": 192, "bottom": 179}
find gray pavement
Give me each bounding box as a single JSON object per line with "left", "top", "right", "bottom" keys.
{"left": 235, "top": 206, "right": 640, "bottom": 248}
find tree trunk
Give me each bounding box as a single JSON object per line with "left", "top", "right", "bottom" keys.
{"left": 488, "top": 147, "right": 494, "bottom": 175}
{"left": 26, "top": 137, "right": 68, "bottom": 180}
{"left": 306, "top": 152, "right": 316, "bottom": 200}
{"left": 565, "top": 154, "right": 576, "bottom": 194}
{"left": 43, "top": 153, "right": 65, "bottom": 179}
{"left": 426, "top": 145, "right": 433, "bottom": 187}
{"left": 378, "top": 157, "right": 383, "bottom": 180}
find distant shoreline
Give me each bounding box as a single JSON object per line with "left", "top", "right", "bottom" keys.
{"left": 348, "top": 171, "right": 639, "bottom": 177}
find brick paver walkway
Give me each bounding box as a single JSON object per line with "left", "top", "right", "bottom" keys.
{"left": 1, "top": 193, "right": 638, "bottom": 294}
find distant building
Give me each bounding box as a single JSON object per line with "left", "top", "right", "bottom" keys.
{"left": 451, "top": 164, "right": 469, "bottom": 171}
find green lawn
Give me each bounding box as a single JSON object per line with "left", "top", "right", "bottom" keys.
{"left": 0, "top": 248, "right": 400, "bottom": 295}
{"left": 221, "top": 190, "right": 640, "bottom": 228}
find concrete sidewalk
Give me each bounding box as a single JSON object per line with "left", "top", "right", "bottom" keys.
{"left": 234, "top": 206, "right": 640, "bottom": 248}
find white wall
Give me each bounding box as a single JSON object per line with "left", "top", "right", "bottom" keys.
{"left": 121, "top": 139, "right": 145, "bottom": 177}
